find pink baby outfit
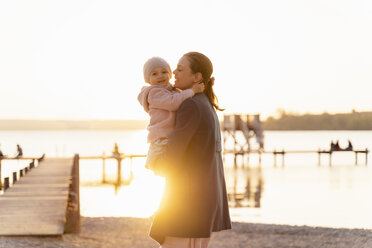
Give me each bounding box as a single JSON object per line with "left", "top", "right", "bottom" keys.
{"left": 138, "top": 83, "right": 194, "bottom": 170}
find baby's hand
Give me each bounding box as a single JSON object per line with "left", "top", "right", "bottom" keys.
{"left": 192, "top": 82, "right": 205, "bottom": 94}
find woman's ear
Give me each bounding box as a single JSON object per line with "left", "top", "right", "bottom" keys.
{"left": 193, "top": 72, "right": 203, "bottom": 83}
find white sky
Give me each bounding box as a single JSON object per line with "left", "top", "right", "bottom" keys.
{"left": 1, "top": 0, "right": 371, "bottom": 120}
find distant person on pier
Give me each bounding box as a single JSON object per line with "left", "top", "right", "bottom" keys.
{"left": 330, "top": 140, "right": 335, "bottom": 152}
{"left": 346, "top": 140, "right": 353, "bottom": 151}
{"left": 330, "top": 141, "right": 336, "bottom": 151}
{"left": 112, "top": 143, "right": 120, "bottom": 157}
{"left": 149, "top": 52, "right": 231, "bottom": 247}
{"left": 15, "top": 144, "right": 23, "bottom": 158}
{"left": 334, "top": 140, "right": 341, "bottom": 151}
{"left": 137, "top": 56, "right": 204, "bottom": 171}
{"left": 0, "top": 145, "right": 5, "bottom": 158}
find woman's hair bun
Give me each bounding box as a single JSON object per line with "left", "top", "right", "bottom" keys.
{"left": 210, "top": 77, "right": 215, "bottom": 86}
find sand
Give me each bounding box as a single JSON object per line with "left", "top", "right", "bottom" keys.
{"left": 0, "top": 217, "right": 371, "bottom": 248}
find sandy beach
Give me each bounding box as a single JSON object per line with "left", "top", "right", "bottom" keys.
{"left": 0, "top": 217, "right": 371, "bottom": 248}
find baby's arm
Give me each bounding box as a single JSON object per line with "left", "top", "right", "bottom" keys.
{"left": 191, "top": 82, "right": 204, "bottom": 94}
{"left": 148, "top": 87, "right": 198, "bottom": 111}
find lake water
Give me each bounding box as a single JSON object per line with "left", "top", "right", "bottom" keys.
{"left": 0, "top": 130, "right": 371, "bottom": 229}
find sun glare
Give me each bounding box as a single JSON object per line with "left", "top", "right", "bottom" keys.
{"left": 80, "top": 158, "right": 165, "bottom": 218}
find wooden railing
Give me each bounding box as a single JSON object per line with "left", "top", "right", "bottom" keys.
{"left": 0, "top": 155, "right": 44, "bottom": 191}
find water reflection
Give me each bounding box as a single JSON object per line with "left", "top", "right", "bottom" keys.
{"left": 227, "top": 166, "right": 264, "bottom": 209}
{"left": 78, "top": 157, "right": 266, "bottom": 217}
{"left": 79, "top": 156, "right": 372, "bottom": 229}
{"left": 80, "top": 171, "right": 164, "bottom": 218}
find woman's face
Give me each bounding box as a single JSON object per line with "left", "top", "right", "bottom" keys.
{"left": 173, "top": 56, "right": 198, "bottom": 90}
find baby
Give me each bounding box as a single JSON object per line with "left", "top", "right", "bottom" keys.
{"left": 138, "top": 57, "right": 204, "bottom": 171}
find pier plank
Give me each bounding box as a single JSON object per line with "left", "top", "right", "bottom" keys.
{"left": 0, "top": 158, "right": 74, "bottom": 236}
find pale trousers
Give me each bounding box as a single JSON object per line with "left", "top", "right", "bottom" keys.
{"left": 145, "top": 138, "right": 168, "bottom": 170}
{"left": 160, "top": 237, "right": 211, "bottom": 248}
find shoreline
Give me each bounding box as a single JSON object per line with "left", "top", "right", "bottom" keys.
{"left": 0, "top": 217, "right": 371, "bottom": 248}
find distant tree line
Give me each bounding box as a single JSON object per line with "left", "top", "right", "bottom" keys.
{"left": 262, "top": 110, "right": 372, "bottom": 130}
{"left": 0, "top": 119, "right": 148, "bottom": 130}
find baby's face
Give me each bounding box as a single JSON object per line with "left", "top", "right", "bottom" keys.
{"left": 149, "top": 67, "right": 170, "bottom": 86}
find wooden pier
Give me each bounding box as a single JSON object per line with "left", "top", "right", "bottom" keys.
{"left": 222, "top": 114, "right": 264, "bottom": 156}
{"left": 224, "top": 148, "right": 369, "bottom": 167}
{"left": 222, "top": 114, "right": 369, "bottom": 167}
{"left": 0, "top": 155, "right": 79, "bottom": 235}
{"left": 80, "top": 153, "right": 146, "bottom": 186}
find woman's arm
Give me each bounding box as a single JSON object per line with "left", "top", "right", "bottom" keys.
{"left": 153, "top": 99, "right": 201, "bottom": 177}
{"left": 148, "top": 87, "right": 194, "bottom": 112}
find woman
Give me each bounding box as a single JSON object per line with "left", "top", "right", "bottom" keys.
{"left": 150, "top": 52, "right": 231, "bottom": 248}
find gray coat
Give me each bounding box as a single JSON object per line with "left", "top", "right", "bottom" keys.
{"left": 150, "top": 93, "right": 231, "bottom": 244}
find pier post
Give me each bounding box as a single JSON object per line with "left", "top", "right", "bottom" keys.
{"left": 245, "top": 153, "right": 250, "bottom": 168}
{"left": 13, "top": 172, "right": 17, "bottom": 183}
{"left": 102, "top": 152, "right": 106, "bottom": 183}
{"left": 116, "top": 157, "right": 122, "bottom": 186}
{"left": 4, "top": 177, "right": 9, "bottom": 190}
{"left": 317, "top": 149, "right": 321, "bottom": 166}
{"left": 30, "top": 160, "right": 35, "bottom": 169}
{"left": 282, "top": 150, "right": 285, "bottom": 168}
{"left": 20, "top": 169, "right": 23, "bottom": 177}
{"left": 25, "top": 167, "right": 28, "bottom": 174}
{"left": 366, "top": 149, "right": 369, "bottom": 166}
{"left": 234, "top": 153, "right": 237, "bottom": 169}
{"left": 258, "top": 152, "right": 262, "bottom": 167}
{"left": 355, "top": 152, "right": 358, "bottom": 165}
{"left": 329, "top": 152, "right": 332, "bottom": 167}
{"left": 273, "top": 150, "right": 277, "bottom": 168}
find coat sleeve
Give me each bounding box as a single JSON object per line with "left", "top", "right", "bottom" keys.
{"left": 148, "top": 88, "right": 194, "bottom": 111}
{"left": 153, "top": 99, "right": 201, "bottom": 177}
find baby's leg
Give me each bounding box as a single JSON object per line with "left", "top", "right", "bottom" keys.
{"left": 145, "top": 138, "right": 168, "bottom": 171}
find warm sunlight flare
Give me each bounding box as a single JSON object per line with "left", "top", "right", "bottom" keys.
{"left": 76, "top": 130, "right": 167, "bottom": 218}
{"left": 81, "top": 164, "right": 165, "bottom": 218}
